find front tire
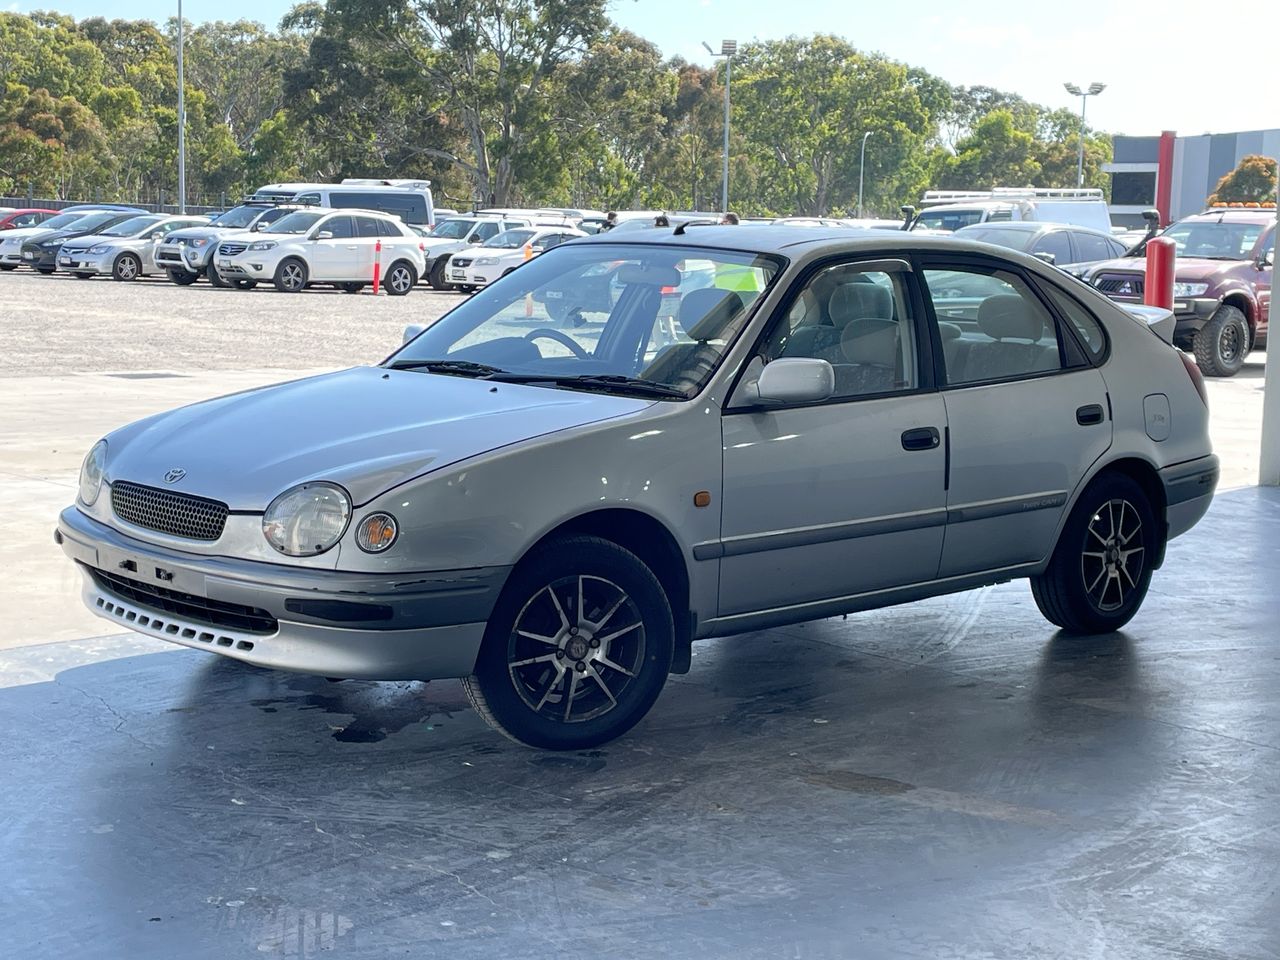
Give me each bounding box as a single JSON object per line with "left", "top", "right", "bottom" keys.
{"left": 35, "top": 265, "right": 55, "bottom": 275}
{"left": 0, "top": 264, "right": 15, "bottom": 271}
{"left": 462, "top": 536, "right": 674, "bottom": 750}
{"left": 385, "top": 260, "right": 416, "bottom": 296}
{"left": 428, "top": 257, "right": 453, "bottom": 291}
{"left": 72, "top": 272, "right": 93, "bottom": 280}
{"left": 1031, "top": 472, "right": 1157, "bottom": 634}
{"left": 273, "top": 258, "right": 308, "bottom": 293}
{"left": 1193, "top": 304, "right": 1248, "bottom": 377}
{"left": 206, "top": 263, "right": 230, "bottom": 288}
{"left": 232, "top": 279, "right": 257, "bottom": 290}
{"left": 112, "top": 252, "right": 141, "bottom": 281}
{"left": 168, "top": 268, "right": 199, "bottom": 285}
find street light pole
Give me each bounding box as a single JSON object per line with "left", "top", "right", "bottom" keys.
{"left": 703, "top": 40, "right": 737, "bottom": 214}
{"left": 1063, "top": 82, "right": 1105, "bottom": 188}
{"left": 177, "top": 0, "right": 186, "bottom": 213}
{"left": 857, "top": 131, "right": 872, "bottom": 218}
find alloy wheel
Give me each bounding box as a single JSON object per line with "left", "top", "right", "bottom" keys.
{"left": 282, "top": 263, "right": 304, "bottom": 290}
{"left": 117, "top": 256, "right": 138, "bottom": 280}
{"left": 1081, "top": 498, "right": 1145, "bottom": 612}
{"left": 389, "top": 266, "right": 412, "bottom": 294}
{"left": 507, "top": 575, "right": 646, "bottom": 723}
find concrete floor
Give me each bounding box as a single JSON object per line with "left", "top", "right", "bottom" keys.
{"left": 3, "top": 486, "right": 1277, "bottom": 959}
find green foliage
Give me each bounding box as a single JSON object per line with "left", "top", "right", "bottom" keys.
{"left": 1208, "top": 154, "right": 1278, "bottom": 204}
{"left": 0, "top": 7, "right": 1121, "bottom": 214}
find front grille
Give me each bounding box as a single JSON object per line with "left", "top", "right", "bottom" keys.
{"left": 1095, "top": 274, "right": 1144, "bottom": 297}
{"left": 452, "top": 258, "right": 472, "bottom": 268}
{"left": 218, "top": 241, "right": 247, "bottom": 256}
{"left": 111, "top": 481, "right": 229, "bottom": 541}
{"left": 88, "top": 566, "right": 277, "bottom": 634}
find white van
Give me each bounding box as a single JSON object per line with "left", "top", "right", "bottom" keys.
{"left": 909, "top": 188, "right": 1111, "bottom": 234}
{"left": 251, "top": 179, "right": 436, "bottom": 228}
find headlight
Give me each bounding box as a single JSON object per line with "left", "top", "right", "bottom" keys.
{"left": 248, "top": 240, "right": 277, "bottom": 251}
{"left": 1173, "top": 282, "right": 1209, "bottom": 297}
{"left": 189, "top": 238, "right": 208, "bottom": 248}
{"left": 79, "top": 440, "right": 107, "bottom": 506}
{"left": 262, "top": 482, "right": 351, "bottom": 556}
{"left": 355, "top": 513, "right": 399, "bottom": 553}
{"left": 87, "top": 245, "right": 110, "bottom": 254}
{"left": 473, "top": 257, "right": 498, "bottom": 266}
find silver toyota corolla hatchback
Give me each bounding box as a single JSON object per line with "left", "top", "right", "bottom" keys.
{"left": 58, "top": 228, "right": 1218, "bottom": 749}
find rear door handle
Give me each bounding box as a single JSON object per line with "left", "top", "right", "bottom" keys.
{"left": 1076, "top": 404, "right": 1105, "bottom": 426}
{"left": 901, "top": 427, "right": 941, "bottom": 451}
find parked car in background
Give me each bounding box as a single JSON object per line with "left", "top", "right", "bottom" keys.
{"left": 0, "top": 207, "right": 144, "bottom": 270}
{"left": 421, "top": 215, "right": 534, "bottom": 290}
{"left": 59, "top": 227, "right": 1216, "bottom": 749}
{"left": 0, "top": 208, "right": 59, "bottom": 230}
{"left": 839, "top": 217, "right": 908, "bottom": 230}
{"left": 954, "top": 222, "right": 1128, "bottom": 268}
{"left": 250, "top": 179, "right": 436, "bottom": 229}
{"left": 772, "top": 217, "right": 848, "bottom": 228}
{"left": 1079, "top": 207, "right": 1274, "bottom": 377}
{"left": 213, "top": 208, "right": 426, "bottom": 295}
{"left": 18, "top": 209, "right": 149, "bottom": 274}
{"left": 155, "top": 203, "right": 307, "bottom": 286}
{"left": 908, "top": 188, "right": 1112, "bottom": 234}
{"left": 449, "top": 226, "right": 587, "bottom": 291}
{"left": 58, "top": 214, "right": 211, "bottom": 281}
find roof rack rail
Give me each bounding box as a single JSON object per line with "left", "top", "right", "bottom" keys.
{"left": 339, "top": 178, "right": 433, "bottom": 189}
{"left": 920, "top": 187, "right": 1105, "bottom": 205}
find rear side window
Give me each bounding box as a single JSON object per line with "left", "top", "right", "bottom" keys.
{"left": 376, "top": 218, "right": 402, "bottom": 238}
{"left": 1033, "top": 231, "right": 1073, "bottom": 265}
{"left": 923, "top": 267, "right": 1064, "bottom": 385}
{"left": 354, "top": 216, "right": 382, "bottom": 238}
{"left": 1072, "top": 231, "right": 1114, "bottom": 263}
{"left": 1040, "top": 284, "right": 1108, "bottom": 361}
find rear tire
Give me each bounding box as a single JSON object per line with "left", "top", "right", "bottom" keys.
{"left": 340, "top": 282, "right": 365, "bottom": 294}
{"left": 72, "top": 272, "right": 93, "bottom": 280}
{"left": 428, "top": 257, "right": 453, "bottom": 291}
{"left": 385, "top": 260, "right": 416, "bottom": 296}
{"left": 112, "top": 252, "right": 142, "bottom": 281}
{"left": 462, "top": 536, "right": 674, "bottom": 750}
{"left": 167, "top": 268, "right": 199, "bottom": 285}
{"left": 1031, "top": 472, "right": 1157, "bottom": 634}
{"left": 273, "top": 258, "right": 308, "bottom": 293}
{"left": 1193, "top": 304, "right": 1248, "bottom": 377}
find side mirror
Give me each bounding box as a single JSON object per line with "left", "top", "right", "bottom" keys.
{"left": 1033, "top": 251, "right": 1057, "bottom": 266}
{"left": 1260, "top": 250, "right": 1274, "bottom": 268}
{"left": 748, "top": 358, "right": 835, "bottom": 406}
{"left": 313, "top": 230, "right": 334, "bottom": 241}
{"left": 253, "top": 222, "right": 266, "bottom": 231}
{"left": 402, "top": 323, "right": 426, "bottom": 345}
{"left": 151, "top": 231, "right": 164, "bottom": 240}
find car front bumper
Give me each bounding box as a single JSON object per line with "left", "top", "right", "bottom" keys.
{"left": 21, "top": 248, "right": 59, "bottom": 268}
{"left": 56, "top": 507, "right": 505, "bottom": 680}
{"left": 1170, "top": 298, "right": 1222, "bottom": 342}
{"left": 156, "top": 245, "right": 209, "bottom": 273}
{"left": 57, "top": 252, "right": 113, "bottom": 274}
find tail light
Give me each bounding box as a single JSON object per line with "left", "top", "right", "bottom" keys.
{"left": 1179, "top": 352, "right": 1208, "bottom": 407}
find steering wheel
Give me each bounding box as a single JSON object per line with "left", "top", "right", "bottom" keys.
{"left": 525, "top": 328, "right": 590, "bottom": 359}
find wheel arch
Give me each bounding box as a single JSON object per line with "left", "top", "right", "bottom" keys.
{"left": 514, "top": 507, "right": 694, "bottom": 671}
{"left": 1220, "top": 291, "right": 1255, "bottom": 329}
{"left": 1083, "top": 456, "right": 1169, "bottom": 569}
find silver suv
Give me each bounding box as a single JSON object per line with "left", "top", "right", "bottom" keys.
{"left": 156, "top": 203, "right": 305, "bottom": 288}
{"left": 422, "top": 215, "right": 531, "bottom": 290}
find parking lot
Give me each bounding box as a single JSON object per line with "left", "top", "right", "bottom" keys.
{"left": 1, "top": 270, "right": 1277, "bottom": 958}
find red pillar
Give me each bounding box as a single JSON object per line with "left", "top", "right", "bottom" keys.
{"left": 1145, "top": 236, "right": 1176, "bottom": 310}
{"left": 1155, "top": 130, "right": 1176, "bottom": 227}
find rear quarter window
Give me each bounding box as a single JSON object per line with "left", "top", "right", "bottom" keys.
{"left": 1041, "top": 283, "right": 1108, "bottom": 361}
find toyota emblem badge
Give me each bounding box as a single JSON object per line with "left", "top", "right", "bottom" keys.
{"left": 164, "top": 468, "right": 187, "bottom": 484}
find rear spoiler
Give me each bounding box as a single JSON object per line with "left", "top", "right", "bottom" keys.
{"left": 1121, "top": 304, "right": 1175, "bottom": 345}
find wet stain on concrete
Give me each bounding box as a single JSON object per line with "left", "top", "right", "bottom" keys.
{"left": 249, "top": 681, "right": 456, "bottom": 743}
{"left": 803, "top": 769, "right": 916, "bottom": 795}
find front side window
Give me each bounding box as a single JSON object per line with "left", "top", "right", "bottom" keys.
{"left": 485, "top": 229, "right": 536, "bottom": 249}
{"left": 211, "top": 206, "right": 261, "bottom": 229}
{"left": 762, "top": 263, "right": 919, "bottom": 399}
{"left": 924, "top": 267, "right": 1063, "bottom": 385}
{"left": 472, "top": 222, "right": 501, "bottom": 242}
{"left": 389, "top": 243, "right": 782, "bottom": 400}
{"left": 320, "top": 216, "right": 355, "bottom": 240}
{"left": 431, "top": 219, "right": 475, "bottom": 239}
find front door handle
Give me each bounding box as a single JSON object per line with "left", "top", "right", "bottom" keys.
{"left": 1076, "top": 404, "right": 1105, "bottom": 426}
{"left": 901, "top": 427, "right": 941, "bottom": 451}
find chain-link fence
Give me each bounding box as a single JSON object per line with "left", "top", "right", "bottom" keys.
{"left": 1, "top": 194, "right": 228, "bottom": 216}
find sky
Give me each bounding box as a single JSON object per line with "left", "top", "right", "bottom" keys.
{"left": 12, "top": 0, "right": 1280, "bottom": 137}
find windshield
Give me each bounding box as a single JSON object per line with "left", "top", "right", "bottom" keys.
{"left": 431, "top": 219, "right": 475, "bottom": 240}
{"left": 955, "top": 227, "right": 1036, "bottom": 251}
{"left": 37, "top": 212, "right": 91, "bottom": 231}
{"left": 101, "top": 215, "right": 164, "bottom": 237}
{"left": 264, "top": 211, "right": 325, "bottom": 235}
{"left": 485, "top": 229, "right": 536, "bottom": 249}
{"left": 210, "top": 205, "right": 264, "bottom": 229}
{"left": 913, "top": 209, "right": 985, "bottom": 232}
{"left": 390, "top": 243, "right": 783, "bottom": 399}
{"left": 1162, "top": 220, "right": 1263, "bottom": 259}
{"left": 60, "top": 212, "right": 117, "bottom": 233}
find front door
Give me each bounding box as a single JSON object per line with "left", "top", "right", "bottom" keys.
{"left": 717, "top": 258, "right": 948, "bottom": 618}
{"left": 309, "top": 215, "right": 357, "bottom": 281}
{"left": 919, "top": 258, "right": 1113, "bottom": 577}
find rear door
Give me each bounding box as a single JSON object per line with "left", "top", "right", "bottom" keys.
{"left": 919, "top": 255, "right": 1112, "bottom": 577}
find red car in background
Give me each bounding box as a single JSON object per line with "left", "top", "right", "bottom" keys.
{"left": 0, "top": 208, "right": 59, "bottom": 231}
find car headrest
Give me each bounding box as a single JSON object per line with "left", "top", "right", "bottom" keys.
{"left": 841, "top": 318, "right": 900, "bottom": 367}
{"left": 828, "top": 281, "right": 892, "bottom": 328}
{"left": 680, "top": 288, "right": 745, "bottom": 341}
{"left": 937, "top": 322, "right": 963, "bottom": 341}
{"left": 978, "top": 295, "right": 1045, "bottom": 341}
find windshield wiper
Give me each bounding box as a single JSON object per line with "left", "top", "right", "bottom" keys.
{"left": 387, "top": 359, "right": 507, "bottom": 377}
{"left": 487, "top": 373, "right": 687, "bottom": 399}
